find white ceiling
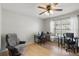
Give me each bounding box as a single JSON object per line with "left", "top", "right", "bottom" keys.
{"left": 2, "top": 3, "right": 79, "bottom": 19}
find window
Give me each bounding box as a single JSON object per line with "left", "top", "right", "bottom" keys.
{"left": 50, "top": 17, "right": 71, "bottom": 36}
{"left": 55, "top": 19, "right": 70, "bottom": 36}
{"left": 50, "top": 16, "right": 78, "bottom": 37}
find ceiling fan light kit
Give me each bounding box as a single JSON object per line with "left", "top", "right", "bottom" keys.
{"left": 38, "top": 3, "right": 63, "bottom": 15}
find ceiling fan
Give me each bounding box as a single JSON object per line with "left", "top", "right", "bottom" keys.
{"left": 38, "top": 3, "right": 63, "bottom": 15}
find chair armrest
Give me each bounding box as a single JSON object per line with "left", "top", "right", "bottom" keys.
{"left": 19, "top": 41, "right": 26, "bottom": 44}
{"left": 6, "top": 46, "right": 15, "bottom": 50}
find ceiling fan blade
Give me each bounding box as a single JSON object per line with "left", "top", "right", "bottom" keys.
{"left": 53, "top": 3, "right": 58, "bottom": 6}
{"left": 39, "top": 11, "right": 47, "bottom": 15}
{"left": 38, "top": 6, "right": 46, "bottom": 9}
{"left": 53, "top": 9, "right": 63, "bottom": 11}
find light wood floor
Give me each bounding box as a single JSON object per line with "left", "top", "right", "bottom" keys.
{"left": 22, "top": 42, "right": 79, "bottom": 56}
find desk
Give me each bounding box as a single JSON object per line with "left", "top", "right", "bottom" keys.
{"left": 58, "top": 37, "right": 64, "bottom": 47}
{"left": 34, "top": 34, "right": 50, "bottom": 44}
{"left": 58, "top": 36, "right": 79, "bottom": 53}
{"left": 34, "top": 35, "right": 40, "bottom": 43}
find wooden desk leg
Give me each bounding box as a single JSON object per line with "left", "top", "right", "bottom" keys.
{"left": 61, "top": 38, "right": 62, "bottom": 48}
{"left": 34, "top": 35, "right": 37, "bottom": 43}
{"left": 58, "top": 38, "right": 59, "bottom": 47}
{"left": 63, "top": 38, "right": 65, "bottom": 48}
{"left": 77, "top": 46, "right": 78, "bottom": 53}
{"left": 77, "top": 39, "right": 78, "bottom": 53}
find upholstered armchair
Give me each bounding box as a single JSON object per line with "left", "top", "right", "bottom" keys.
{"left": 5, "top": 33, "right": 26, "bottom": 56}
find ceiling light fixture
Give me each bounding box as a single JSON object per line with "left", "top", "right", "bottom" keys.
{"left": 38, "top": 3, "right": 63, "bottom": 15}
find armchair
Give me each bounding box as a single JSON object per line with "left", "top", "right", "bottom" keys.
{"left": 6, "top": 33, "right": 26, "bottom": 56}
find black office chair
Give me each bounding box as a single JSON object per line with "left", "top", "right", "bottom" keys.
{"left": 63, "top": 33, "right": 76, "bottom": 53}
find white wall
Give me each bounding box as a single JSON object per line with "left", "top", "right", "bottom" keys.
{"left": 50, "top": 20, "right": 55, "bottom": 34}
{"left": 77, "top": 15, "right": 79, "bottom": 36}
{"left": 2, "top": 9, "right": 43, "bottom": 44}
{"left": 0, "top": 4, "right": 1, "bottom": 50}
{"left": 78, "top": 16, "right": 79, "bottom": 36}
{"left": 42, "top": 19, "right": 50, "bottom": 32}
